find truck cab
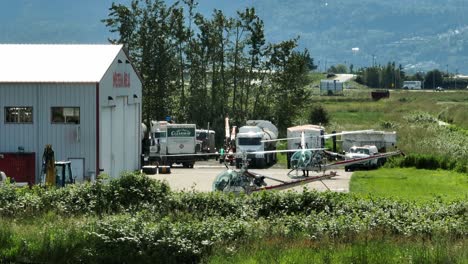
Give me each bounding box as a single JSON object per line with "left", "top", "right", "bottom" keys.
{"left": 55, "top": 161, "right": 74, "bottom": 187}
{"left": 344, "top": 145, "right": 384, "bottom": 171}
{"left": 236, "top": 128, "right": 265, "bottom": 168}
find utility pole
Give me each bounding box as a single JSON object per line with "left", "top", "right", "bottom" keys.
{"left": 455, "top": 69, "right": 458, "bottom": 89}
{"left": 446, "top": 64, "right": 449, "bottom": 89}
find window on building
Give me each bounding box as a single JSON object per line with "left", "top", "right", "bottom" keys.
{"left": 4, "top": 107, "right": 33, "bottom": 123}
{"left": 51, "top": 107, "right": 80, "bottom": 124}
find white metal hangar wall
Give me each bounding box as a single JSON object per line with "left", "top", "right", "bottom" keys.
{"left": 98, "top": 48, "right": 142, "bottom": 179}
{"left": 0, "top": 44, "right": 142, "bottom": 182}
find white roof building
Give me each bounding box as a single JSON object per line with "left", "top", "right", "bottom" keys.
{"left": 0, "top": 44, "right": 142, "bottom": 183}
{"left": 0, "top": 44, "right": 129, "bottom": 83}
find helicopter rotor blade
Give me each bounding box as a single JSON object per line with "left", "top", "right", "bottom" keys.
{"left": 321, "top": 129, "right": 375, "bottom": 139}
{"left": 241, "top": 148, "right": 326, "bottom": 155}
{"left": 157, "top": 153, "right": 220, "bottom": 157}
{"left": 261, "top": 130, "right": 375, "bottom": 143}
{"left": 245, "top": 170, "right": 286, "bottom": 183}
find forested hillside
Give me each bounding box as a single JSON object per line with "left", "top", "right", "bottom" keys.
{"left": 1, "top": 0, "right": 467, "bottom": 72}
{"left": 253, "top": 0, "right": 468, "bottom": 72}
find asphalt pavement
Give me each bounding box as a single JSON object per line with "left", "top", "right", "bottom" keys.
{"left": 146, "top": 160, "right": 352, "bottom": 193}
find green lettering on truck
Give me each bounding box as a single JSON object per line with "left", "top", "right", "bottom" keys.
{"left": 167, "top": 127, "right": 195, "bottom": 137}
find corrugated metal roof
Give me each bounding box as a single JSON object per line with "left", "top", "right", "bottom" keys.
{"left": 0, "top": 44, "right": 123, "bottom": 83}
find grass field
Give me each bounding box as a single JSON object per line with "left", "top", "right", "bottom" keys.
{"left": 350, "top": 168, "right": 468, "bottom": 201}
{"left": 302, "top": 88, "right": 468, "bottom": 162}
{"left": 207, "top": 236, "right": 468, "bottom": 264}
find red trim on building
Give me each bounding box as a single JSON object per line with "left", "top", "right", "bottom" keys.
{"left": 96, "top": 83, "right": 100, "bottom": 178}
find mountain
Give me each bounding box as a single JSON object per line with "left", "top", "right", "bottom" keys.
{"left": 1, "top": 0, "right": 467, "bottom": 73}
{"left": 252, "top": 0, "right": 468, "bottom": 73}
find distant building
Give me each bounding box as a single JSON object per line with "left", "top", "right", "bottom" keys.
{"left": 320, "top": 80, "right": 344, "bottom": 95}
{"left": 402, "top": 81, "right": 421, "bottom": 90}
{"left": 0, "top": 44, "right": 142, "bottom": 183}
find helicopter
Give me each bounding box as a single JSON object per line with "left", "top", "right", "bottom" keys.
{"left": 211, "top": 128, "right": 404, "bottom": 194}
{"left": 212, "top": 149, "right": 338, "bottom": 194}
{"left": 261, "top": 129, "right": 403, "bottom": 177}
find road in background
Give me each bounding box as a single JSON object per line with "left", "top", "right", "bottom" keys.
{"left": 147, "top": 160, "right": 352, "bottom": 193}
{"left": 334, "top": 74, "right": 356, "bottom": 82}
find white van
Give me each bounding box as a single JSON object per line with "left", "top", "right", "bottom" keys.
{"left": 403, "top": 81, "right": 422, "bottom": 90}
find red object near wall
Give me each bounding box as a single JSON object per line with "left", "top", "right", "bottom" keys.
{"left": 0, "top": 153, "right": 36, "bottom": 185}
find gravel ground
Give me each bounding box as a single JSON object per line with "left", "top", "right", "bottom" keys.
{"left": 146, "top": 160, "right": 352, "bottom": 193}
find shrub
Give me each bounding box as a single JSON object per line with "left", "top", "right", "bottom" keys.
{"left": 385, "top": 154, "right": 466, "bottom": 173}
{"left": 0, "top": 181, "right": 467, "bottom": 262}
{"left": 308, "top": 105, "right": 330, "bottom": 126}
{"left": 0, "top": 172, "right": 172, "bottom": 217}
{"left": 107, "top": 172, "right": 171, "bottom": 211}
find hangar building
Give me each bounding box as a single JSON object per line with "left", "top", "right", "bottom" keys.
{"left": 0, "top": 44, "right": 142, "bottom": 183}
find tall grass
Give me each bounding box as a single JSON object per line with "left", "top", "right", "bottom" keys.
{"left": 0, "top": 215, "right": 90, "bottom": 263}
{"left": 207, "top": 236, "right": 468, "bottom": 264}
{"left": 0, "top": 173, "right": 466, "bottom": 263}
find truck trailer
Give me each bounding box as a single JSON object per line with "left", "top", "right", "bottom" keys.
{"left": 286, "top": 125, "right": 325, "bottom": 169}
{"left": 341, "top": 130, "right": 397, "bottom": 153}
{"left": 236, "top": 120, "right": 278, "bottom": 168}
{"left": 341, "top": 130, "right": 397, "bottom": 171}
{"left": 148, "top": 121, "right": 197, "bottom": 168}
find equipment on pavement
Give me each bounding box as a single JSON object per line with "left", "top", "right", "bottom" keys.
{"left": 219, "top": 117, "right": 237, "bottom": 165}
{"left": 41, "top": 145, "right": 75, "bottom": 187}
{"left": 54, "top": 161, "right": 75, "bottom": 187}
{"left": 235, "top": 120, "right": 278, "bottom": 168}
{"left": 213, "top": 151, "right": 337, "bottom": 194}
{"left": 148, "top": 121, "right": 198, "bottom": 168}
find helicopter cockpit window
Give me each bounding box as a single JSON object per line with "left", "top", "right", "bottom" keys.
{"left": 238, "top": 138, "right": 262, "bottom": 146}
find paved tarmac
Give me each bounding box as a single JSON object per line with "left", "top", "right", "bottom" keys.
{"left": 146, "top": 160, "right": 352, "bottom": 193}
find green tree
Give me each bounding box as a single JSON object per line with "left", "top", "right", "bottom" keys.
{"left": 103, "top": 0, "right": 180, "bottom": 122}
{"left": 307, "top": 54, "right": 318, "bottom": 71}
{"left": 328, "top": 64, "right": 347, "bottom": 74}
{"left": 308, "top": 105, "right": 330, "bottom": 126}
{"left": 170, "top": 5, "right": 189, "bottom": 122}
{"left": 104, "top": 2, "right": 318, "bottom": 143}
{"left": 268, "top": 39, "right": 311, "bottom": 134}
{"left": 244, "top": 8, "right": 265, "bottom": 120}
{"left": 425, "top": 70, "right": 443, "bottom": 89}
{"left": 365, "top": 67, "right": 380, "bottom": 88}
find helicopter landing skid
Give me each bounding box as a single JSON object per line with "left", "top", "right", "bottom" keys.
{"left": 253, "top": 172, "right": 338, "bottom": 192}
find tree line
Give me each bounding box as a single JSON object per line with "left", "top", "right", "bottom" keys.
{"left": 354, "top": 63, "right": 405, "bottom": 89}
{"left": 352, "top": 63, "right": 467, "bottom": 89}
{"left": 103, "top": 0, "right": 315, "bottom": 139}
